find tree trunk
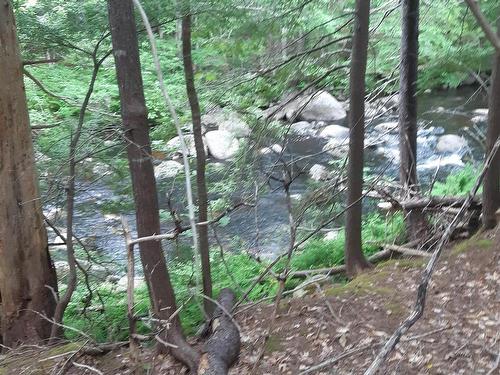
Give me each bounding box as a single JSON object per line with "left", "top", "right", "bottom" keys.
{"left": 482, "top": 22, "right": 500, "bottom": 229}
{"left": 107, "top": 0, "right": 199, "bottom": 369}
{"left": 0, "top": 0, "right": 58, "bottom": 348}
{"left": 398, "top": 0, "right": 428, "bottom": 240}
{"left": 344, "top": 0, "right": 372, "bottom": 278}
{"left": 197, "top": 289, "right": 240, "bottom": 375}
{"left": 181, "top": 10, "right": 213, "bottom": 317}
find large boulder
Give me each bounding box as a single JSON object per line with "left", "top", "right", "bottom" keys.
{"left": 436, "top": 134, "right": 468, "bottom": 153}
{"left": 319, "top": 124, "right": 349, "bottom": 139}
{"left": 296, "top": 91, "right": 347, "bottom": 122}
{"left": 267, "top": 91, "right": 347, "bottom": 122}
{"left": 219, "top": 113, "right": 251, "bottom": 138}
{"left": 205, "top": 130, "right": 240, "bottom": 160}
{"left": 154, "top": 160, "right": 183, "bottom": 180}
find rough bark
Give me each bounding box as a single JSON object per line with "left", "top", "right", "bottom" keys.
{"left": 344, "top": 0, "right": 372, "bottom": 278}
{"left": 198, "top": 289, "right": 240, "bottom": 375}
{"left": 398, "top": 0, "right": 428, "bottom": 240}
{"left": 107, "top": 0, "right": 199, "bottom": 369}
{"left": 0, "top": 0, "right": 58, "bottom": 348}
{"left": 482, "top": 22, "right": 500, "bottom": 229}
{"left": 182, "top": 10, "right": 213, "bottom": 316}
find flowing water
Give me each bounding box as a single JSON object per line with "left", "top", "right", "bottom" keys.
{"left": 45, "top": 86, "right": 489, "bottom": 266}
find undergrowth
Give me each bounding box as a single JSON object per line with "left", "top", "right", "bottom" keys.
{"left": 64, "top": 213, "right": 404, "bottom": 342}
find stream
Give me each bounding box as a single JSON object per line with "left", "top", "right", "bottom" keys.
{"left": 45, "top": 86, "right": 489, "bottom": 268}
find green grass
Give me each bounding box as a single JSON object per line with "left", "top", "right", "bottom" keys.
{"left": 64, "top": 213, "right": 405, "bottom": 342}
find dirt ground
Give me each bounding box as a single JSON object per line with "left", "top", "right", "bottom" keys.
{"left": 1, "top": 228, "right": 498, "bottom": 374}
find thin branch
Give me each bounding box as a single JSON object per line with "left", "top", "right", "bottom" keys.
{"left": 464, "top": 0, "right": 500, "bottom": 51}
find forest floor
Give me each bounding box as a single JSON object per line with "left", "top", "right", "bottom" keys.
{"left": 1, "top": 228, "right": 498, "bottom": 374}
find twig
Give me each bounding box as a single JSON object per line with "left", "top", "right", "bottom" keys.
{"left": 71, "top": 362, "right": 104, "bottom": 375}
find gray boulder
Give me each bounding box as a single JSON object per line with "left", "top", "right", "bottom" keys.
{"left": 154, "top": 160, "right": 183, "bottom": 180}
{"left": 319, "top": 124, "right": 349, "bottom": 139}
{"left": 205, "top": 130, "right": 240, "bottom": 160}
{"left": 290, "top": 121, "right": 316, "bottom": 137}
{"left": 219, "top": 113, "right": 251, "bottom": 138}
{"left": 436, "top": 134, "right": 468, "bottom": 153}
{"left": 296, "top": 91, "right": 347, "bottom": 122}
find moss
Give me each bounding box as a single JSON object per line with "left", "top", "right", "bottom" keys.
{"left": 377, "top": 258, "right": 427, "bottom": 270}
{"left": 324, "top": 271, "right": 392, "bottom": 297}
{"left": 265, "top": 334, "right": 282, "bottom": 353}
{"left": 452, "top": 236, "right": 493, "bottom": 255}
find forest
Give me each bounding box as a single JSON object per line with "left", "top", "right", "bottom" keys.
{"left": 0, "top": 0, "right": 499, "bottom": 374}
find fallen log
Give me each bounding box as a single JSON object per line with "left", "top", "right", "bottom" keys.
{"left": 400, "top": 196, "right": 481, "bottom": 210}
{"left": 290, "top": 242, "right": 430, "bottom": 279}
{"left": 383, "top": 244, "right": 431, "bottom": 258}
{"left": 290, "top": 249, "right": 393, "bottom": 279}
{"left": 198, "top": 288, "right": 241, "bottom": 375}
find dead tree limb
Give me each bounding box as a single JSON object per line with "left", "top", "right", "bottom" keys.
{"left": 363, "top": 137, "right": 500, "bottom": 375}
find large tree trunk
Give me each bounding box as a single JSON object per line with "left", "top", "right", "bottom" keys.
{"left": 0, "top": 0, "right": 58, "bottom": 348}
{"left": 181, "top": 10, "right": 213, "bottom": 316}
{"left": 107, "top": 0, "right": 199, "bottom": 369}
{"left": 398, "top": 0, "right": 428, "bottom": 240}
{"left": 482, "top": 23, "right": 500, "bottom": 229}
{"left": 344, "top": 0, "right": 372, "bottom": 278}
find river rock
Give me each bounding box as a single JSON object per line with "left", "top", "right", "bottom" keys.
{"left": 219, "top": 114, "right": 251, "bottom": 138}
{"left": 374, "top": 122, "right": 398, "bottom": 133}
{"left": 116, "top": 276, "right": 145, "bottom": 292}
{"left": 319, "top": 125, "right": 349, "bottom": 139}
{"left": 290, "top": 121, "right": 316, "bottom": 136}
{"left": 297, "top": 91, "right": 347, "bottom": 122}
{"left": 472, "top": 108, "right": 488, "bottom": 116}
{"left": 436, "top": 134, "right": 467, "bottom": 153}
{"left": 205, "top": 130, "right": 240, "bottom": 160}
{"left": 471, "top": 115, "right": 487, "bottom": 124}
{"left": 323, "top": 138, "right": 348, "bottom": 158}
{"left": 418, "top": 154, "right": 464, "bottom": 171}
{"left": 309, "top": 164, "right": 329, "bottom": 181}
{"left": 324, "top": 230, "right": 340, "bottom": 241}
{"left": 154, "top": 160, "right": 183, "bottom": 180}
{"left": 268, "top": 91, "right": 346, "bottom": 122}
{"left": 166, "top": 134, "right": 198, "bottom": 156}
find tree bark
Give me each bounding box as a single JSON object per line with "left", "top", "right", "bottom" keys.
{"left": 482, "top": 22, "right": 500, "bottom": 229}
{"left": 0, "top": 0, "right": 58, "bottom": 348}
{"left": 398, "top": 0, "right": 428, "bottom": 240}
{"left": 107, "top": 0, "right": 199, "bottom": 369}
{"left": 182, "top": 10, "right": 213, "bottom": 316}
{"left": 197, "top": 289, "right": 240, "bottom": 375}
{"left": 344, "top": 0, "right": 372, "bottom": 278}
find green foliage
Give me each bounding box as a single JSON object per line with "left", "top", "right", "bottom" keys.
{"left": 63, "top": 213, "right": 404, "bottom": 342}
{"left": 432, "top": 164, "right": 479, "bottom": 196}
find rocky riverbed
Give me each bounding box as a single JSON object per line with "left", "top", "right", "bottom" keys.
{"left": 45, "top": 86, "right": 489, "bottom": 280}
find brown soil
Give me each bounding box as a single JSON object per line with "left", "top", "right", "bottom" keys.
{"left": 1, "top": 229, "right": 498, "bottom": 374}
